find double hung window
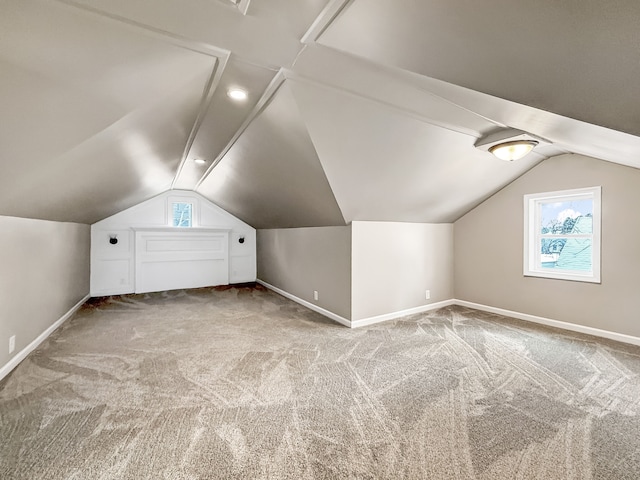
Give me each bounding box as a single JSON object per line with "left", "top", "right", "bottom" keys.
{"left": 524, "top": 187, "right": 601, "bottom": 283}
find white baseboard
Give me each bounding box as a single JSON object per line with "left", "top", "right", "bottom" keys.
{"left": 0, "top": 294, "right": 91, "bottom": 382}
{"left": 454, "top": 299, "right": 640, "bottom": 347}
{"left": 258, "top": 280, "right": 455, "bottom": 329}
{"left": 256, "top": 282, "right": 640, "bottom": 345}
{"left": 257, "top": 280, "right": 352, "bottom": 327}
{"left": 351, "top": 299, "right": 456, "bottom": 328}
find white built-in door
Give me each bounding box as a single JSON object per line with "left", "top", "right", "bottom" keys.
{"left": 134, "top": 228, "right": 230, "bottom": 294}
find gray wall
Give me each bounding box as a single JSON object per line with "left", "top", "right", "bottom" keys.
{"left": 0, "top": 216, "right": 90, "bottom": 370}
{"left": 455, "top": 153, "right": 640, "bottom": 337}
{"left": 351, "top": 222, "right": 453, "bottom": 321}
{"left": 257, "top": 226, "right": 352, "bottom": 319}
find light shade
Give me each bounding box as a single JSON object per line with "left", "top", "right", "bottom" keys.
{"left": 227, "top": 88, "right": 248, "bottom": 101}
{"left": 475, "top": 128, "right": 550, "bottom": 161}
{"left": 489, "top": 140, "right": 538, "bottom": 161}
{"left": 193, "top": 158, "right": 207, "bottom": 164}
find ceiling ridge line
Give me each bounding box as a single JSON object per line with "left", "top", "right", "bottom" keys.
{"left": 412, "top": 84, "right": 511, "bottom": 132}
{"left": 236, "top": 0, "right": 251, "bottom": 16}
{"left": 52, "top": 0, "right": 230, "bottom": 59}
{"left": 284, "top": 71, "right": 482, "bottom": 138}
{"left": 171, "top": 54, "right": 230, "bottom": 190}
{"left": 285, "top": 79, "right": 349, "bottom": 226}
{"left": 301, "top": 0, "right": 354, "bottom": 45}
{"left": 193, "top": 70, "right": 288, "bottom": 191}
{"left": 299, "top": 44, "right": 512, "bottom": 137}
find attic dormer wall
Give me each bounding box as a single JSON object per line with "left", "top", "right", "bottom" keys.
{"left": 256, "top": 226, "right": 352, "bottom": 322}
{"left": 350, "top": 222, "right": 454, "bottom": 324}
{"left": 454, "top": 153, "right": 640, "bottom": 339}
{"left": 256, "top": 222, "right": 454, "bottom": 325}
{"left": 90, "top": 191, "right": 256, "bottom": 297}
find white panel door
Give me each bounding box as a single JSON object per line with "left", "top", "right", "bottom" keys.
{"left": 134, "top": 228, "right": 229, "bottom": 293}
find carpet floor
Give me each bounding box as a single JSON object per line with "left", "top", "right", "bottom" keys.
{"left": 1, "top": 285, "right": 639, "bottom": 479}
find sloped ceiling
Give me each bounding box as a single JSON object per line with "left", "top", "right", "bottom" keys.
{"left": 318, "top": 0, "right": 640, "bottom": 137}
{"left": 2, "top": 0, "right": 640, "bottom": 226}
{"left": 198, "top": 82, "right": 345, "bottom": 228}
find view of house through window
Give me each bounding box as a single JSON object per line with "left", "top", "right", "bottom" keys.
{"left": 172, "top": 202, "right": 192, "bottom": 227}
{"left": 524, "top": 187, "right": 601, "bottom": 283}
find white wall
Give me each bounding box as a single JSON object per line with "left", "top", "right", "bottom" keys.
{"left": 0, "top": 216, "right": 89, "bottom": 374}
{"left": 257, "top": 222, "right": 453, "bottom": 324}
{"left": 455, "top": 153, "right": 640, "bottom": 338}
{"left": 257, "top": 226, "right": 352, "bottom": 320}
{"left": 91, "top": 191, "right": 255, "bottom": 296}
{"left": 351, "top": 222, "right": 454, "bottom": 321}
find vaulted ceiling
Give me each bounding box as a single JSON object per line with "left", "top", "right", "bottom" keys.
{"left": 2, "top": 0, "right": 640, "bottom": 227}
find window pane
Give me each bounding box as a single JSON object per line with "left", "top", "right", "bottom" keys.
{"left": 525, "top": 186, "right": 600, "bottom": 283}
{"left": 539, "top": 237, "right": 592, "bottom": 271}
{"left": 539, "top": 238, "right": 565, "bottom": 269}
{"left": 540, "top": 198, "right": 593, "bottom": 234}
{"left": 172, "top": 202, "right": 192, "bottom": 227}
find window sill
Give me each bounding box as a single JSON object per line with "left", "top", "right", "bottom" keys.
{"left": 524, "top": 270, "right": 601, "bottom": 284}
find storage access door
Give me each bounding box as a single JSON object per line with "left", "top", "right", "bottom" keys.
{"left": 134, "top": 228, "right": 230, "bottom": 294}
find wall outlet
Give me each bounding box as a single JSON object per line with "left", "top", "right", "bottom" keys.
{"left": 425, "top": 290, "right": 431, "bottom": 300}
{"left": 313, "top": 290, "right": 319, "bottom": 301}
{"left": 9, "top": 335, "right": 15, "bottom": 354}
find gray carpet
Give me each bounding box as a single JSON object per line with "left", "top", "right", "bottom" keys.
{"left": 1, "top": 285, "right": 640, "bottom": 479}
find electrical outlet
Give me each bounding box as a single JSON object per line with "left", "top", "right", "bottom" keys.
{"left": 425, "top": 290, "right": 431, "bottom": 300}
{"left": 9, "top": 335, "right": 15, "bottom": 354}
{"left": 313, "top": 290, "right": 319, "bottom": 301}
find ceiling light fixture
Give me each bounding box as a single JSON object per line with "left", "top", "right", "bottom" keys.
{"left": 193, "top": 158, "right": 207, "bottom": 165}
{"left": 475, "top": 129, "right": 550, "bottom": 161}
{"left": 227, "top": 88, "right": 248, "bottom": 101}
{"left": 489, "top": 140, "right": 538, "bottom": 161}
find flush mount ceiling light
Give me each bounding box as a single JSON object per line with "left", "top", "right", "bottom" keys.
{"left": 193, "top": 158, "right": 207, "bottom": 165}
{"left": 489, "top": 140, "right": 537, "bottom": 161}
{"left": 475, "top": 129, "right": 550, "bottom": 161}
{"left": 227, "top": 88, "right": 248, "bottom": 101}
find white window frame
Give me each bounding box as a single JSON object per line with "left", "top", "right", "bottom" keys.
{"left": 524, "top": 186, "right": 601, "bottom": 283}
{"left": 167, "top": 195, "right": 198, "bottom": 228}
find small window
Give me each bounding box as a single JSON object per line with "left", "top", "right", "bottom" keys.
{"left": 524, "top": 187, "right": 601, "bottom": 283}
{"left": 172, "top": 202, "right": 192, "bottom": 227}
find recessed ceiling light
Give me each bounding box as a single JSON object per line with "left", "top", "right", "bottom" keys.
{"left": 193, "top": 158, "right": 207, "bottom": 165}
{"left": 227, "top": 88, "right": 248, "bottom": 101}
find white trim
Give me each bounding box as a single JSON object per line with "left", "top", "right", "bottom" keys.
{"left": 257, "top": 280, "right": 351, "bottom": 327}
{"left": 167, "top": 194, "right": 199, "bottom": 227}
{"left": 236, "top": 0, "right": 251, "bottom": 16}
{"left": 301, "top": 0, "right": 353, "bottom": 44}
{"left": 195, "top": 70, "right": 287, "bottom": 189}
{"left": 0, "top": 294, "right": 90, "bottom": 382}
{"left": 454, "top": 299, "right": 640, "bottom": 347}
{"left": 258, "top": 279, "right": 456, "bottom": 329}
{"left": 524, "top": 186, "right": 601, "bottom": 283}
{"left": 257, "top": 281, "right": 640, "bottom": 346}
{"left": 54, "top": 0, "right": 231, "bottom": 57}
{"left": 351, "top": 300, "right": 456, "bottom": 328}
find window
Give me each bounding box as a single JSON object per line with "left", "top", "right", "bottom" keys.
{"left": 172, "top": 202, "right": 192, "bottom": 227}
{"left": 524, "top": 187, "right": 601, "bottom": 283}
